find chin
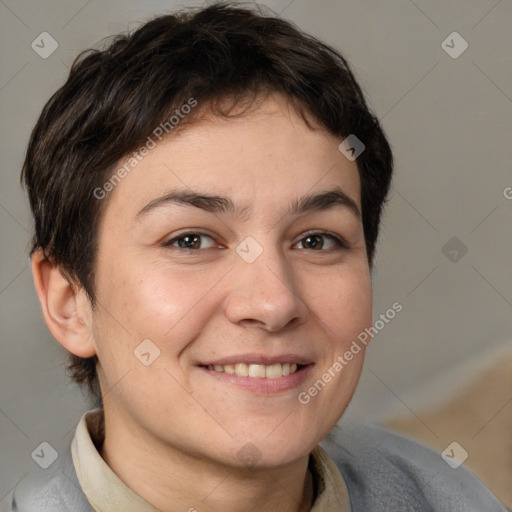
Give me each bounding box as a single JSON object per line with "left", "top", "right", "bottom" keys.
{"left": 224, "top": 431, "right": 315, "bottom": 470}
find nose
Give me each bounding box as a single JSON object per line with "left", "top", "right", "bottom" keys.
{"left": 224, "top": 243, "right": 308, "bottom": 333}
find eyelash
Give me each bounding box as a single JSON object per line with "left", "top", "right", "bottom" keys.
{"left": 162, "top": 231, "right": 349, "bottom": 251}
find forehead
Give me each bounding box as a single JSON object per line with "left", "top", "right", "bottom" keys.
{"left": 102, "top": 95, "right": 361, "bottom": 222}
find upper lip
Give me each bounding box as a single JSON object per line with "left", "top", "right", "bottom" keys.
{"left": 199, "top": 353, "right": 314, "bottom": 366}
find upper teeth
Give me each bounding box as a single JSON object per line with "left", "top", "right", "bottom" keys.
{"left": 207, "top": 363, "right": 298, "bottom": 378}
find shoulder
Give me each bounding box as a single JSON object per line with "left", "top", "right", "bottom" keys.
{"left": 1, "top": 445, "right": 93, "bottom": 512}
{"left": 320, "top": 422, "right": 507, "bottom": 512}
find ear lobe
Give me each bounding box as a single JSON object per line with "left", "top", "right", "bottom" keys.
{"left": 31, "top": 249, "right": 97, "bottom": 358}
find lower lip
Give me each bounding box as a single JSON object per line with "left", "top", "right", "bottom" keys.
{"left": 199, "top": 365, "right": 314, "bottom": 394}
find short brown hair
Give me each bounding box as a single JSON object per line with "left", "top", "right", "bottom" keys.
{"left": 22, "top": 2, "right": 393, "bottom": 406}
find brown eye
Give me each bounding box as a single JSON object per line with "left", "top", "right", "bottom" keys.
{"left": 302, "top": 234, "right": 324, "bottom": 250}
{"left": 295, "top": 233, "right": 346, "bottom": 251}
{"left": 177, "top": 234, "right": 201, "bottom": 249}
{"left": 165, "top": 233, "right": 216, "bottom": 250}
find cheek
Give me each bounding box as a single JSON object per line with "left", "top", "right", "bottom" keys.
{"left": 292, "top": 266, "right": 371, "bottom": 440}
{"left": 310, "top": 263, "right": 372, "bottom": 342}
{"left": 91, "top": 260, "right": 220, "bottom": 404}
{"left": 94, "top": 257, "right": 225, "bottom": 352}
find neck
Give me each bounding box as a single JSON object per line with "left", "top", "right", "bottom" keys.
{"left": 99, "top": 410, "right": 315, "bottom": 512}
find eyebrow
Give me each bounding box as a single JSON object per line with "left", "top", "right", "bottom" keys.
{"left": 136, "top": 186, "right": 360, "bottom": 220}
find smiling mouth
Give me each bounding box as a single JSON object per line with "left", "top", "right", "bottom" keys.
{"left": 201, "top": 363, "right": 306, "bottom": 378}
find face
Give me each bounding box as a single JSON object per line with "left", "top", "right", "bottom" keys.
{"left": 90, "top": 94, "right": 372, "bottom": 469}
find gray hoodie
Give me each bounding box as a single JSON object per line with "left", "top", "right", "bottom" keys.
{"left": 2, "top": 422, "right": 507, "bottom": 511}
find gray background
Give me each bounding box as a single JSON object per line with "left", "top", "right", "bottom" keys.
{"left": 1, "top": 0, "right": 511, "bottom": 501}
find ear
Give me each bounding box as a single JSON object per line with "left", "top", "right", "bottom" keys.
{"left": 31, "top": 249, "right": 97, "bottom": 358}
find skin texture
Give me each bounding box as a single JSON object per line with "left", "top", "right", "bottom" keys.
{"left": 32, "top": 94, "right": 373, "bottom": 512}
